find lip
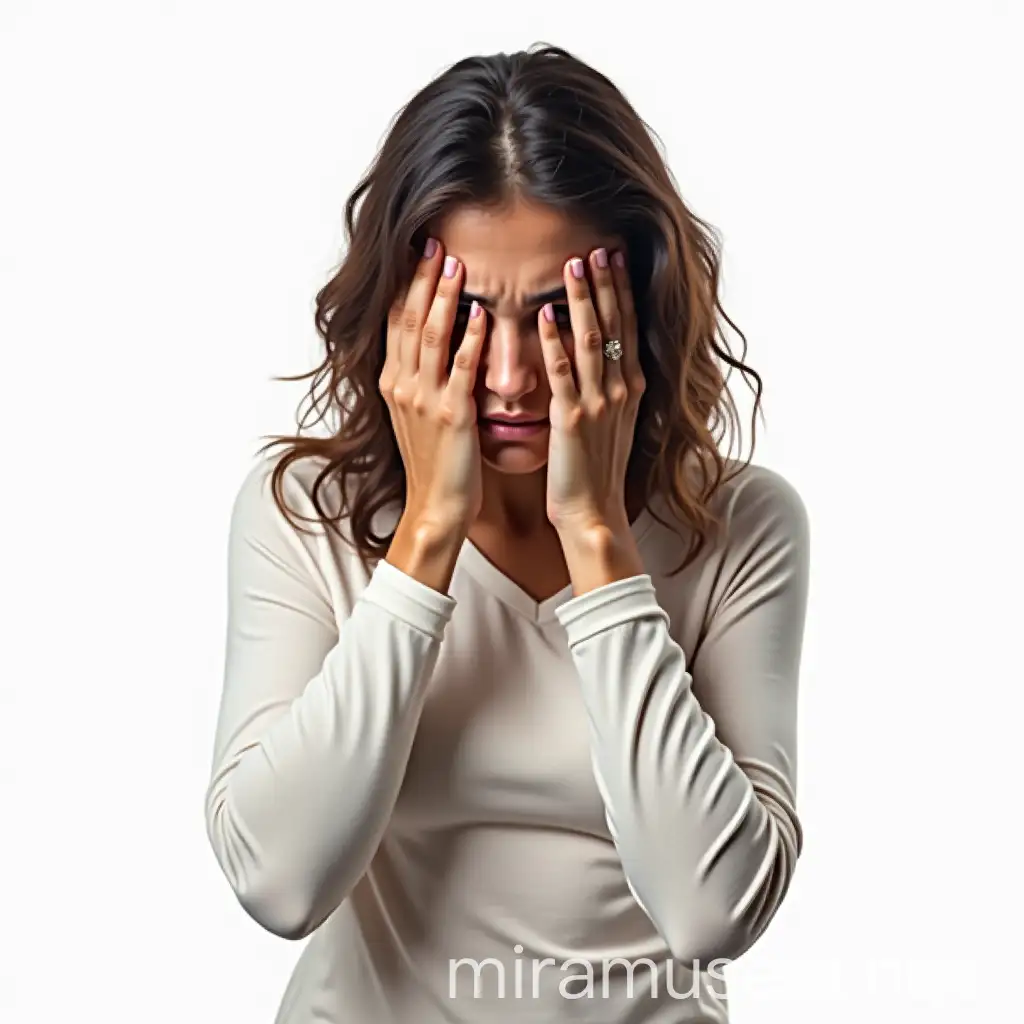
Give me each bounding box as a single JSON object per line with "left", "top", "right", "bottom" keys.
{"left": 480, "top": 414, "right": 547, "bottom": 424}
{"left": 479, "top": 418, "right": 549, "bottom": 439}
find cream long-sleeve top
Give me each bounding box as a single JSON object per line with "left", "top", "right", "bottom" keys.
{"left": 204, "top": 451, "right": 810, "bottom": 1023}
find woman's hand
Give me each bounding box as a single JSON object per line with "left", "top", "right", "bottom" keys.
{"left": 379, "top": 238, "right": 488, "bottom": 537}
{"left": 539, "top": 248, "right": 646, "bottom": 538}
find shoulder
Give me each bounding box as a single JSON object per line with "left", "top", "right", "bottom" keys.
{"left": 228, "top": 446, "right": 400, "bottom": 563}
{"left": 226, "top": 449, "right": 395, "bottom": 609}
{"left": 227, "top": 448, "right": 390, "bottom": 564}
{"left": 719, "top": 459, "right": 810, "bottom": 543}
{"left": 229, "top": 449, "right": 335, "bottom": 539}
{"left": 705, "top": 460, "right": 811, "bottom": 597}
{"left": 649, "top": 452, "right": 809, "bottom": 548}
{"left": 644, "top": 455, "right": 809, "bottom": 564}
{"left": 641, "top": 456, "right": 810, "bottom": 592}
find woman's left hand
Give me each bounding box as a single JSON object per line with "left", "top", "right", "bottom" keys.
{"left": 539, "top": 248, "right": 646, "bottom": 538}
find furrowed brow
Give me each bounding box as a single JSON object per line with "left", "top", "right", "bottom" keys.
{"left": 459, "top": 285, "right": 568, "bottom": 309}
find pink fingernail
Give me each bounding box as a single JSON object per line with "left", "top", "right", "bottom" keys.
{"left": 612, "top": 251, "right": 626, "bottom": 268}
{"left": 570, "top": 258, "right": 585, "bottom": 279}
{"left": 424, "top": 237, "right": 438, "bottom": 259}
{"left": 542, "top": 303, "right": 555, "bottom": 322}
{"left": 594, "top": 248, "right": 609, "bottom": 269}
{"left": 470, "top": 300, "right": 481, "bottom": 319}
{"left": 444, "top": 255, "right": 458, "bottom": 278}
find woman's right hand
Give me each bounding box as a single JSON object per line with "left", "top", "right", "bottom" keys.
{"left": 379, "top": 238, "right": 488, "bottom": 538}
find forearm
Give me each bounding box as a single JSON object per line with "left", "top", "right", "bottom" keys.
{"left": 557, "top": 575, "right": 801, "bottom": 965}
{"left": 205, "top": 557, "right": 455, "bottom": 940}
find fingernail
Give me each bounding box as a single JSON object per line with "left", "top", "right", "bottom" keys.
{"left": 612, "top": 251, "right": 626, "bottom": 268}
{"left": 594, "top": 248, "right": 609, "bottom": 269}
{"left": 570, "top": 258, "right": 585, "bottom": 279}
{"left": 542, "top": 302, "right": 555, "bottom": 322}
{"left": 424, "top": 237, "right": 438, "bottom": 259}
{"left": 444, "top": 255, "right": 458, "bottom": 278}
{"left": 470, "top": 300, "right": 481, "bottom": 319}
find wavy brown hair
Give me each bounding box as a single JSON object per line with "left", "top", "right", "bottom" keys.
{"left": 260, "top": 43, "right": 763, "bottom": 578}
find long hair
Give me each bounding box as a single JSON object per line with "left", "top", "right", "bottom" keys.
{"left": 260, "top": 43, "right": 763, "bottom": 577}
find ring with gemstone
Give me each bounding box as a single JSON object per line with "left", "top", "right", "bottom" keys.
{"left": 603, "top": 337, "right": 623, "bottom": 361}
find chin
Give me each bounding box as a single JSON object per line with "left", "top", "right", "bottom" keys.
{"left": 480, "top": 444, "right": 548, "bottom": 474}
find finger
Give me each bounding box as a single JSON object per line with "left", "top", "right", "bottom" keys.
{"left": 564, "top": 256, "right": 605, "bottom": 401}
{"left": 588, "top": 247, "right": 625, "bottom": 388}
{"left": 446, "top": 299, "right": 487, "bottom": 401}
{"left": 399, "top": 237, "right": 444, "bottom": 377}
{"left": 418, "top": 253, "right": 463, "bottom": 384}
{"left": 609, "top": 250, "right": 641, "bottom": 384}
{"left": 382, "top": 288, "right": 408, "bottom": 390}
{"left": 538, "top": 300, "right": 579, "bottom": 406}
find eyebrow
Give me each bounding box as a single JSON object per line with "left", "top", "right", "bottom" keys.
{"left": 459, "top": 285, "right": 568, "bottom": 309}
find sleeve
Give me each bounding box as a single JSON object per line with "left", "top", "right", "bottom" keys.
{"left": 203, "top": 458, "right": 457, "bottom": 940}
{"left": 553, "top": 469, "right": 810, "bottom": 965}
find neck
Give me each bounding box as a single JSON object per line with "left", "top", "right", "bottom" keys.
{"left": 473, "top": 462, "right": 649, "bottom": 540}
{"left": 475, "top": 465, "right": 550, "bottom": 538}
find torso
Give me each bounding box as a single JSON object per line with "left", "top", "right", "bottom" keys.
{"left": 221, "top": 449, "right": 792, "bottom": 1024}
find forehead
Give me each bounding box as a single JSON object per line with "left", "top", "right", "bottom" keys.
{"left": 433, "top": 198, "right": 611, "bottom": 294}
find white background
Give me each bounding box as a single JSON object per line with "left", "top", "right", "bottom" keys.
{"left": 2, "top": 1, "right": 1021, "bottom": 1020}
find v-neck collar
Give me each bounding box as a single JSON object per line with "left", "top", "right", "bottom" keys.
{"left": 456, "top": 506, "right": 657, "bottom": 625}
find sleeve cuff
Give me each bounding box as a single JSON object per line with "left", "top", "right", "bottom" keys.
{"left": 554, "top": 573, "right": 669, "bottom": 647}
{"left": 359, "top": 556, "right": 457, "bottom": 641}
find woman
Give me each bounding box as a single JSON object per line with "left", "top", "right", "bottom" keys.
{"left": 205, "top": 44, "right": 810, "bottom": 1023}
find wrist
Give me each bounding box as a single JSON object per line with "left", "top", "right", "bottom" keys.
{"left": 555, "top": 515, "right": 631, "bottom": 553}
{"left": 557, "top": 522, "right": 646, "bottom": 597}
{"left": 387, "top": 515, "right": 468, "bottom": 594}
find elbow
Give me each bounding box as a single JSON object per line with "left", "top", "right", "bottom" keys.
{"left": 205, "top": 793, "right": 322, "bottom": 941}
{"left": 662, "top": 870, "right": 798, "bottom": 967}
{"left": 212, "top": 845, "right": 323, "bottom": 941}
{"left": 667, "top": 815, "right": 802, "bottom": 966}
{"left": 662, "top": 916, "right": 756, "bottom": 968}
{"left": 630, "top": 883, "right": 758, "bottom": 966}
{"left": 234, "top": 877, "right": 320, "bottom": 941}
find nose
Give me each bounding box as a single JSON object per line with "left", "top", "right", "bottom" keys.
{"left": 482, "top": 318, "right": 540, "bottom": 404}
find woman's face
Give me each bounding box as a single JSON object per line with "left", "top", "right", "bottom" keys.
{"left": 432, "top": 197, "right": 620, "bottom": 475}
